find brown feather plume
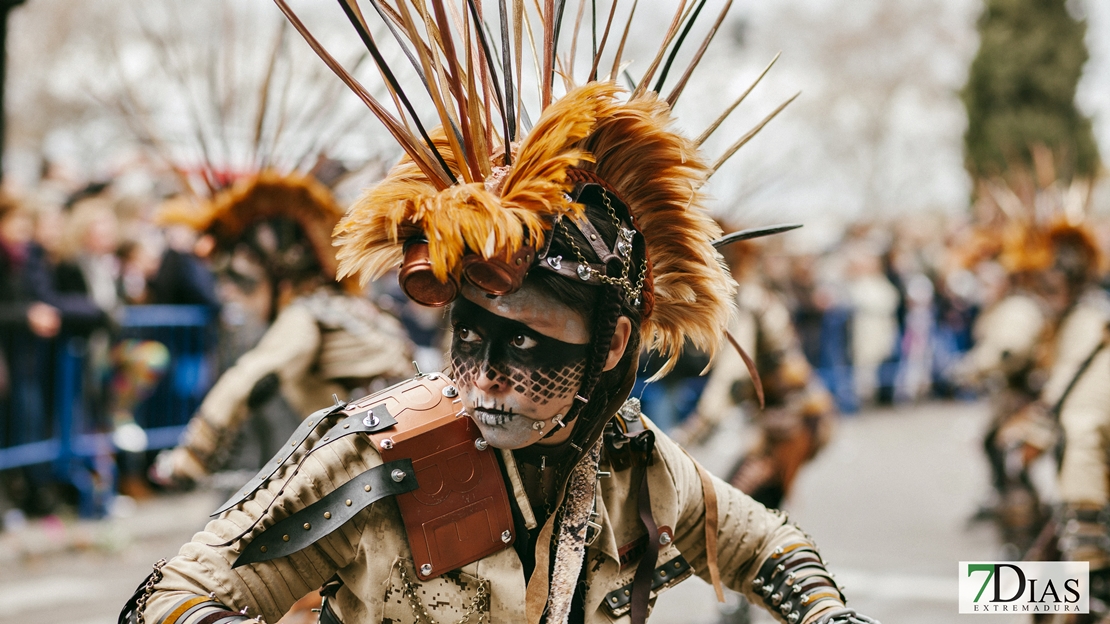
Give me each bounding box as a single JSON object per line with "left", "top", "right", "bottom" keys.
{"left": 578, "top": 89, "right": 736, "bottom": 379}
{"left": 335, "top": 82, "right": 619, "bottom": 285}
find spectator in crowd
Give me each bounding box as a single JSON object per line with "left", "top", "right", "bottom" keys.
{"left": 26, "top": 197, "right": 170, "bottom": 501}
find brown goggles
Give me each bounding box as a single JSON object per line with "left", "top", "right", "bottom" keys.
{"left": 398, "top": 237, "right": 536, "bottom": 307}
{"left": 397, "top": 182, "right": 639, "bottom": 307}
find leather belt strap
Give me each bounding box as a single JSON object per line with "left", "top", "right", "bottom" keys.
{"left": 212, "top": 402, "right": 351, "bottom": 516}
{"left": 233, "top": 459, "right": 417, "bottom": 567}
{"left": 319, "top": 598, "right": 343, "bottom": 624}
{"left": 193, "top": 611, "right": 241, "bottom": 624}
{"left": 630, "top": 470, "right": 659, "bottom": 624}
{"left": 604, "top": 554, "right": 692, "bottom": 614}
{"left": 693, "top": 461, "right": 725, "bottom": 602}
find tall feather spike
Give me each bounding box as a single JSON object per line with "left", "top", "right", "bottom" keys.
{"left": 696, "top": 51, "right": 779, "bottom": 146}
{"left": 652, "top": 0, "right": 706, "bottom": 93}
{"left": 711, "top": 92, "right": 799, "bottom": 174}
{"left": 666, "top": 0, "right": 733, "bottom": 106}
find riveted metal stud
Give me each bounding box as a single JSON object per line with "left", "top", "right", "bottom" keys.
{"left": 501, "top": 529, "right": 512, "bottom": 543}
{"left": 324, "top": 512, "right": 332, "bottom": 519}
{"left": 345, "top": 499, "right": 352, "bottom": 506}
{"left": 391, "top": 469, "right": 406, "bottom": 482}
{"left": 303, "top": 523, "right": 311, "bottom": 530}
{"left": 475, "top": 438, "right": 489, "bottom": 451}
{"left": 364, "top": 484, "right": 371, "bottom": 492}
{"left": 420, "top": 564, "right": 432, "bottom": 576}
{"left": 380, "top": 439, "right": 394, "bottom": 450}
{"left": 260, "top": 546, "right": 267, "bottom": 553}
{"left": 443, "top": 385, "right": 458, "bottom": 398}
{"left": 283, "top": 535, "right": 290, "bottom": 542}
{"left": 658, "top": 532, "right": 672, "bottom": 545}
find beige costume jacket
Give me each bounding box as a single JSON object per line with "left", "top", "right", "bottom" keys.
{"left": 1047, "top": 293, "right": 1110, "bottom": 506}
{"left": 171, "top": 290, "right": 414, "bottom": 481}
{"left": 146, "top": 411, "right": 820, "bottom": 624}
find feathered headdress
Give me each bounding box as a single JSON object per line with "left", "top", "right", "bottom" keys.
{"left": 106, "top": 1, "right": 382, "bottom": 279}
{"left": 275, "top": 0, "right": 795, "bottom": 378}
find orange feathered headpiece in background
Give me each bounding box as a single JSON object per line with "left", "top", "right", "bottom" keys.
{"left": 160, "top": 171, "right": 346, "bottom": 281}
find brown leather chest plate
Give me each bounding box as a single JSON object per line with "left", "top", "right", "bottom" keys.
{"left": 360, "top": 373, "right": 515, "bottom": 580}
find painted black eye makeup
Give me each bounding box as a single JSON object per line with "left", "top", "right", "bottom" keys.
{"left": 449, "top": 297, "right": 588, "bottom": 405}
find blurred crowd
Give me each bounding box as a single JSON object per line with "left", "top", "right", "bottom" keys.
{"left": 0, "top": 166, "right": 1107, "bottom": 530}
{"left": 0, "top": 156, "right": 1021, "bottom": 524}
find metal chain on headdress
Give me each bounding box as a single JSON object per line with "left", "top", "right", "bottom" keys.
{"left": 398, "top": 564, "right": 489, "bottom": 624}
{"left": 559, "top": 192, "right": 648, "bottom": 307}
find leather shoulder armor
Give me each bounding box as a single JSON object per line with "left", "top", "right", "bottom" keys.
{"left": 222, "top": 372, "right": 515, "bottom": 580}
{"left": 357, "top": 372, "right": 515, "bottom": 580}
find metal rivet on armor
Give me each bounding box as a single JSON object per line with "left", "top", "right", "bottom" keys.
{"left": 547, "top": 255, "right": 562, "bottom": 270}
{"left": 324, "top": 512, "right": 332, "bottom": 519}
{"left": 761, "top": 586, "right": 773, "bottom": 597}
{"left": 515, "top": 258, "right": 522, "bottom": 266}
{"left": 786, "top": 573, "right": 796, "bottom": 585}
{"left": 611, "top": 597, "right": 619, "bottom": 603}
{"left": 773, "top": 547, "right": 784, "bottom": 557}
{"left": 658, "top": 532, "right": 671, "bottom": 545}
{"left": 283, "top": 535, "right": 290, "bottom": 542}
{"left": 420, "top": 564, "right": 432, "bottom": 575}
{"left": 771, "top": 592, "right": 782, "bottom": 605}
{"left": 788, "top": 613, "right": 800, "bottom": 624}
{"left": 304, "top": 523, "right": 311, "bottom": 530}
{"left": 590, "top": 234, "right": 597, "bottom": 240}
{"left": 775, "top": 564, "right": 785, "bottom": 574}
{"left": 623, "top": 590, "right": 630, "bottom": 596}
{"left": 674, "top": 561, "right": 681, "bottom": 568}
{"left": 345, "top": 499, "right": 352, "bottom": 506}
{"left": 475, "top": 438, "right": 489, "bottom": 451}
{"left": 781, "top": 603, "right": 792, "bottom": 615}
{"left": 532, "top": 420, "right": 545, "bottom": 430}
{"left": 391, "top": 469, "right": 406, "bottom": 482}
{"left": 363, "top": 413, "right": 378, "bottom": 428}
{"left": 323, "top": 436, "right": 330, "bottom": 441}
{"left": 501, "top": 529, "right": 512, "bottom": 543}
{"left": 260, "top": 546, "right": 267, "bottom": 553}
{"left": 577, "top": 264, "right": 592, "bottom": 280}
{"left": 381, "top": 439, "right": 394, "bottom": 450}
{"left": 443, "top": 385, "right": 458, "bottom": 398}
{"left": 752, "top": 578, "right": 764, "bottom": 590}
{"left": 659, "top": 570, "right": 667, "bottom": 577}
{"left": 364, "top": 484, "right": 371, "bottom": 492}
{"left": 428, "top": 373, "right": 439, "bottom": 381}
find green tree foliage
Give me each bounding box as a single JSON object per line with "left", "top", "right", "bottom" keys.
{"left": 961, "top": 0, "right": 1100, "bottom": 182}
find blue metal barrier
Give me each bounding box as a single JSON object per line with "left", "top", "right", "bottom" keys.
{"left": 0, "top": 305, "right": 217, "bottom": 516}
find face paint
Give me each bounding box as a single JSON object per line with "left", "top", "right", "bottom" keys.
{"left": 449, "top": 285, "right": 590, "bottom": 449}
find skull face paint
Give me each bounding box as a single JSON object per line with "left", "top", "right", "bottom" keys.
{"left": 449, "top": 284, "right": 590, "bottom": 449}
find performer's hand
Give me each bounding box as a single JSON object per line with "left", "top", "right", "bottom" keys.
{"left": 150, "top": 448, "right": 206, "bottom": 490}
